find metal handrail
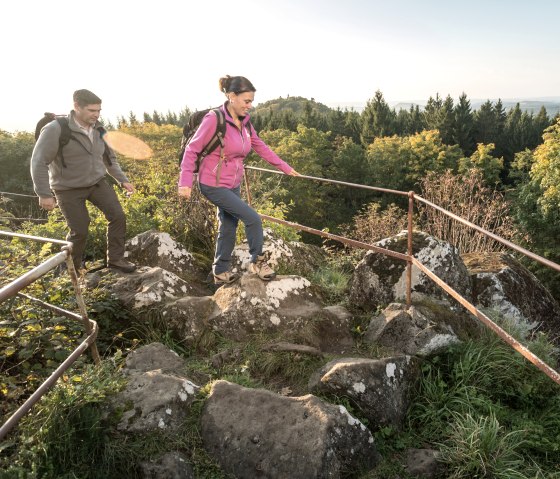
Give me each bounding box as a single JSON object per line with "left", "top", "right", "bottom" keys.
{"left": 244, "top": 166, "right": 560, "bottom": 386}
{"left": 0, "top": 230, "right": 100, "bottom": 440}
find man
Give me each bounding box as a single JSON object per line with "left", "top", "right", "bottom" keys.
{"left": 30, "top": 89, "right": 136, "bottom": 273}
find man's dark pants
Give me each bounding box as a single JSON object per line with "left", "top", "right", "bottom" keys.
{"left": 54, "top": 179, "right": 126, "bottom": 270}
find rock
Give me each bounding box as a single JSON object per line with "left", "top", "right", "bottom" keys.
{"left": 140, "top": 451, "right": 195, "bottom": 479}
{"left": 231, "top": 228, "right": 327, "bottom": 277}
{"left": 405, "top": 448, "right": 441, "bottom": 478}
{"left": 163, "top": 274, "right": 354, "bottom": 353}
{"left": 123, "top": 342, "right": 186, "bottom": 375}
{"left": 463, "top": 252, "right": 560, "bottom": 341}
{"left": 108, "top": 266, "right": 195, "bottom": 310}
{"left": 113, "top": 370, "right": 200, "bottom": 433}
{"left": 200, "top": 380, "right": 379, "bottom": 478}
{"left": 349, "top": 231, "right": 472, "bottom": 311}
{"left": 125, "top": 230, "right": 199, "bottom": 280}
{"left": 308, "top": 356, "right": 420, "bottom": 430}
{"left": 109, "top": 343, "right": 200, "bottom": 434}
{"left": 364, "top": 303, "right": 464, "bottom": 357}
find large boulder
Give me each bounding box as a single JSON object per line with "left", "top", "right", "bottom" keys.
{"left": 94, "top": 266, "right": 196, "bottom": 311}
{"left": 125, "top": 230, "right": 200, "bottom": 280}
{"left": 231, "top": 228, "right": 327, "bottom": 277}
{"left": 463, "top": 252, "right": 560, "bottom": 341}
{"left": 363, "top": 302, "right": 469, "bottom": 357}
{"left": 163, "top": 274, "right": 354, "bottom": 353}
{"left": 349, "top": 231, "right": 472, "bottom": 311}
{"left": 139, "top": 451, "right": 195, "bottom": 479}
{"left": 200, "top": 380, "right": 379, "bottom": 479}
{"left": 308, "top": 356, "right": 420, "bottom": 430}
{"left": 109, "top": 343, "right": 200, "bottom": 434}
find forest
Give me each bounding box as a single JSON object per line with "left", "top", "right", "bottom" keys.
{"left": 2, "top": 90, "right": 560, "bottom": 478}
{"left": 2, "top": 90, "right": 560, "bottom": 297}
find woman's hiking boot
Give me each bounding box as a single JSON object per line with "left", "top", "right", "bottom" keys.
{"left": 248, "top": 255, "right": 276, "bottom": 281}
{"left": 213, "top": 270, "right": 239, "bottom": 285}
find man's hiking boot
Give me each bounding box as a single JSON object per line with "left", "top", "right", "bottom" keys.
{"left": 248, "top": 255, "right": 276, "bottom": 281}
{"left": 213, "top": 271, "right": 239, "bottom": 285}
{"left": 108, "top": 258, "right": 137, "bottom": 273}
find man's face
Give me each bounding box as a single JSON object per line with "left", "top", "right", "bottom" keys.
{"left": 74, "top": 103, "right": 101, "bottom": 126}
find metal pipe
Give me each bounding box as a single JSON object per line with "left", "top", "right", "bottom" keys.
{"left": 0, "top": 251, "right": 68, "bottom": 303}
{"left": 0, "top": 230, "right": 70, "bottom": 246}
{"left": 0, "top": 321, "right": 99, "bottom": 441}
{"left": 64, "top": 251, "right": 101, "bottom": 364}
{"left": 406, "top": 191, "right": 414, "bottom": 308}
{"left": 259, "top": 213, "right": 409, "bottom": 262}
{"left": 243, "top": 168, "right": 253, "bottom": 207}
{"left": 414, "top": 195, "right": 560, "bottom": 272}
{"left": 245, "top": 166, "right": 410, "bottom": 196}
{"left": 412, "top": 258, "right": 560, "bottom": 386}
{"left": 17, "top": 292, "right": 83, "bottom": 321}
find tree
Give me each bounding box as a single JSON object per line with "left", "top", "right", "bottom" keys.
{"left": 360, "top": 90, "right": 396, "bottom": 145}
{"left": 365, "top": 130, "right": 462, "bottom": 195}
{"left": 474, "top": 100, "right": 497, "bottom": 145}
{"left": 439, "top": 95, "right": 456, "bottom": 145}
{"left": 527, "top": 118, "right": 560, "bottom": 212}
{"left": 458, "top": 143, "right": 504, "bottom": 186}
{"left": 453, "top": 93, "right": 475, "bottom": 155}
{"left": 423, "top": 93, "right": 444, "bottom": 131}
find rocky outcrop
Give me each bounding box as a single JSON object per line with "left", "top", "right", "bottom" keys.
{"left": 109, "top": 343, "right": 200, "bottom": 434}
{"left": 308, "top": 356, "right": 420, "bottom": 430}
{"left": 463, "top": 252, "right": 560, "bottom": 341}
{"left": 364, "top": 302, "right": 470, "bottom": 357}
{"left": 200, "top": 380, "right": 379, "bottom": 479}
{"left": 349, "top": 231, "right": 471, "bottom": 311}
{"left": 125, "top": 230, "right": 200, "bottom": 280}
{"left": 163, "top": 274, "right": 354, "bottom": 353}
{"left": 231, "top": 228, "right": 327, "bottom": 277}
{"left": 96, "top": 266, "right": 197, "bottom": 310}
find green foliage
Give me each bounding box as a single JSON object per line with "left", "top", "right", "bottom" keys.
{"left": 0, "top": 130, "right": 35, "bottom": 194}
{"left": 408, "top": 314, "right": 560, "bottom": 476}
{"left": 458, "top": 143, "right": 504, "bottom": 186}
{"left": 438, "top": 412, "right": 528, "bottom": 478}
{"left": 365, "top": 129, "right": 462, "bottom": 194}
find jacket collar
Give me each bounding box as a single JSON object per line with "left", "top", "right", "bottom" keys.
{"left": 221, "top": 101, "right": 251, "bottom": 127}
{"left": 69, "top": 110, "right": 103, "bottom": 132}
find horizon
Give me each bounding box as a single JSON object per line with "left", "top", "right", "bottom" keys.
{"left": 1, "top": 0, "right": 559, "bottom": 132}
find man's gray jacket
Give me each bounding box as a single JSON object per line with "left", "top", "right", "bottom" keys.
{"left": 30, "top": 111, "right": 129, "bottom": 198}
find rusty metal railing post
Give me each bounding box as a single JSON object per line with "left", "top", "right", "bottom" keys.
{"left": 243, "top": 168, "right": 253, "bottom": 207}
{"left": 63, "top": 246, "right": 100, "bottom": 365}
{"left": 406, "top": 191, "right": 414, "bottom": 309}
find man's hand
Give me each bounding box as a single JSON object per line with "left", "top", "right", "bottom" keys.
{"left": 39, "top": 197, "right": 56, "bottom": 211}
{"left": 122, "top": 182, "right": 134, "bottom": 195}
{"left": 178, "top": 186, "right": 192, "bottom": 199}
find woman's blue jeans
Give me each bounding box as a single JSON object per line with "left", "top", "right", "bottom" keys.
{"left": 199, "top": 183, "right": 263, "bottom": 275}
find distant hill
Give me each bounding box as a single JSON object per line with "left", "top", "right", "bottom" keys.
{"left": 253, "top": 96, "right": 333, "bottom": 116}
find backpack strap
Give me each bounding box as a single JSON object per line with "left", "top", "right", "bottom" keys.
{"left": 55, "top": 117, "right": 112, "bottom": 168}
{"left": 212, "top": 109, "right": 227, "bottom": 186}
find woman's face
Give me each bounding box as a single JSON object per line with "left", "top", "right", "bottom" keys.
{"left": 229, "top": 91, "right": 254, "bottom": 117}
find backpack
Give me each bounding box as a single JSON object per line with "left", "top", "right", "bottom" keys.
{"left": 178, "top": 107, "right": 226, "bottom": 170}
{"left": 35, "top": 112, "right": 112, "bottom": 168}
{"left": 178, "top": 107, "right": 253, "bottom": 171}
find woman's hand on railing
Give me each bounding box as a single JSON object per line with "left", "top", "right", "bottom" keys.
{"left": 287, "top": 169, "right": 301, "bottom": 176}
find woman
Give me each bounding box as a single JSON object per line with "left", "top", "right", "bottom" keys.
{"left": 178, "top": 75, "right": 299, "bottom": 285}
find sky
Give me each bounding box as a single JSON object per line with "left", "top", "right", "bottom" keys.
{"left": 1, "top": 0, "right": 559, "bottom": 132}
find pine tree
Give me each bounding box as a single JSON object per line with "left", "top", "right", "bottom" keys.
{"left": 360, "top": 90, "right": 396, "bottom": 145}
{"left": 474, "top": 100, "right": 497, "bottom": 145}
{"left": 423, "top": 93, "right": 444, "bottom": 131}
{"left": 453, "top": 93, "right": 475, "bottom": 155}
{"left": 440, "top": 95, "right": 456, "bottom": 145}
